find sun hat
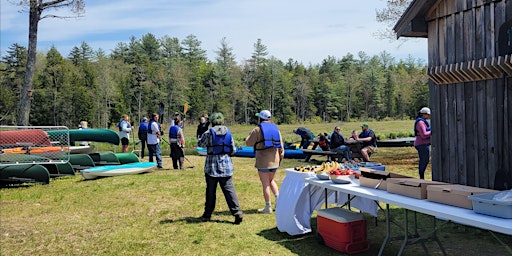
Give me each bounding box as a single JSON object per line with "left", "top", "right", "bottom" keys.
{"left": 419, "top": 107, "right": 431, "bottom": 115}
{"left": 256, "top": 110, "right": 271, "bottom": 120}
{"left": 361, "top": 123, "right": 369, "bottom": 128}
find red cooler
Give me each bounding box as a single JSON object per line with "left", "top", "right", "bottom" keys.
{"left": 317, "top": 207, "right": 370, "bottom": 254}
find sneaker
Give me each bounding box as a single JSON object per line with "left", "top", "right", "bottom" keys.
{"left": 234, "top": 214, "right": 243, "bottom": 225}
{"left": 200, "top": 215, "right": 210, "bottom": 222}
{"left": 258, "top": 206, "right": 272, "bottom": 214}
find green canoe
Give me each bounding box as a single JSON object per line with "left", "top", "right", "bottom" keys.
{"left": 88, "top": 152, "right": 120, "bottom": 166}
{"left": 114, "top": 152, "right": 140, "bottom": 164}
{"left": 0, "top": 164, "right": 50, "bottom": 186}
{"left": 48, "top": 129, "right": 120, "bottom": 145}
{"left": 41, "top": 162, "right": 75, "bottom": 177}
{"left": 67, "top": 154, "right": 95, "bottom": 171}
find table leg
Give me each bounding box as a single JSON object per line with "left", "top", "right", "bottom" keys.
{"left": 397, "top": 209, "right": 409, "bottom": 255}
{"left": 378, "top": 204, "right": 391, "bottom": 256}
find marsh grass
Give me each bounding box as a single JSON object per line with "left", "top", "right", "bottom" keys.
{"left": 1, "top": 121, "right": 510, "bottom": 255}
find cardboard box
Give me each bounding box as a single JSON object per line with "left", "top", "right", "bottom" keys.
{"left": 317, "top": 208, "right": 370, "bottom": 254}
{"left": 358, "top": 167, "right": 411, "bottom": 191}
{"left": 427, "top": 184, "right": 497, "bottom": 209}
{"left": 386, "top": 178, "right": 446, "bottom": 199}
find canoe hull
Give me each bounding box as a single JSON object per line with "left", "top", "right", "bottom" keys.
{"left": 80, "top": 162, "right": 157, "bottom": 180}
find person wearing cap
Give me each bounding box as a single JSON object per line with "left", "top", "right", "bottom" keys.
{"left": 138, "top": 117, "right": 149, "bottom": 158}
{"left": 414, "top": 107, "right": 431, "bottom": 179}
{"left": 245, "top": 110, "right": 284, "bottom": 214}
{"left": 170, "top": 112, "right": 185, "bottom": 129}
{"left": 198, "top": 112, "right": 243, "bottom": 224}
{"left": 293, "top": 127, "right": 315, "bottom": 149}
{"left": 356, "top": 123, "right": 377, "bottom": 162}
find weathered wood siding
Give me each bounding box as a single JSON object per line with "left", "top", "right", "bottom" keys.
{"left": 426, "top": 0, "right": 511, "bottom": 189}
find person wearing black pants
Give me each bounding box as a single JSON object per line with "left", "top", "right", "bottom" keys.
{"left": 169, "top": 119, "right": 185, "bottom": 169}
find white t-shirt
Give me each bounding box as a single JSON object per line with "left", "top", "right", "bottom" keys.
{"left": 147, "top": 121, "right": 160, "bottom": 145}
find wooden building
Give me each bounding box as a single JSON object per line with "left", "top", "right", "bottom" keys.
{"left": 394, "top": 0, "right": 512, "bottom": 189}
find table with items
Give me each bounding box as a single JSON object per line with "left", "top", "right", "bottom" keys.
{"left": 275, "top": 168, "right": 378, "bottom": 236}
{"left": 305, "top": 178, "right": 512, "bottom": 255}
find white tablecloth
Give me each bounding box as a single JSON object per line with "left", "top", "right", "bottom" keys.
{"left": 276, "top": 169, "right": 378, "bottom": 236}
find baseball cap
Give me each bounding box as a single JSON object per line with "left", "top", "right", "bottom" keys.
{"left": 361, "top": 123, "right": 369, "bottom": 128}
{"left": 256, "top": 110, "right": 271, "bottom": 120}
{"left": 419, "top": 107, "right": 431, "bottom": 115}
{"left": 142, "top": 117, "right": 148, "bottom": 122}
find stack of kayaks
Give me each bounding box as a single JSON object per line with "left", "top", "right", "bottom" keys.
{"left": 196, "top": 145, "right": 306, "bottom": 159}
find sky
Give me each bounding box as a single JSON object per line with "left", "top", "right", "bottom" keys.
{"left": 0, "top": 0, "right": 428, "bottom": 65}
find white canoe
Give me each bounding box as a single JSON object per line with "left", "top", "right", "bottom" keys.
{"left": 70, "top": 145, "right": 95, "bottom": 154}
{"left": 80, "top": 162, "right": 157, "bottom": 180}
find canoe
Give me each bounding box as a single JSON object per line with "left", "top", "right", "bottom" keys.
{"left": 196, "top": 146, "right": 306, "bottom": 159}
{"left": 0, "top": 164, "right": 50, "bottom": 186}
{"left": 115, "top": 152, "right": 140, "bottom": 164}
{"left": 67, "top": 154, "right": 95, "bottom": 171}
{"left": 41, "top": 162, "right": 75, "bottom": 177}
{"left": 376, "top": 137, "right": 415, "bottom": 147}
{"left": 47, "top": 129, "right": 120, "bottom": 145}
{"left": 0, "top": 129, "right": 52, "bottom": 147}
{"left": 80, "top": 162, "right": 157, "bottom": 180}
{"left": 70, "top": 145, "right": 95, "bottom": 154}
{"left": 88, "top": 152, "right": 120, "bottom": 166}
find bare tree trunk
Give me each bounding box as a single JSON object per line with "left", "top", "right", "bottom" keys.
{"left": 17, "top": 1, "right": 41, "bottom": 126}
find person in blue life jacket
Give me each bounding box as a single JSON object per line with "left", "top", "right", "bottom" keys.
{"left": 118, "top": 115, "right": 132, "bottom": 152}
{"left": 138, "top": 117, "right": 149, "bottom": 158}
{"left": 197, "top": 112, "right": 243, "bottom": 224}
{"left": 147, "top": 113, "right": 163, "bottom": 169}
{"left": 330, "top": 126, "right": 351, "bottom": 161}
{"left": 169, "top": 119, "right": 185, "bottom": 170}
{"left": 293, "top": 127, "right": 315, "bottom": 149}
{"left": 245, "top": 110, "right": 284, "bottom": 214}
{"left": 356, "top": 123, "right": 377, "bottom": 162}
{"left": 414, "top": 107, "right": 431, "bottom": 179}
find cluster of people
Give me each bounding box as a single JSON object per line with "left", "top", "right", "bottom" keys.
{"left": 294, "top": 124, "right": 377, "bottom": 162}
{"left": 113, "top": 105, "right": 431, "bottom": 225}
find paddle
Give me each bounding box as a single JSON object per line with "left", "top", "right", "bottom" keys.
{"left": 182, "top": 103, "right": 189, "bottom": 129}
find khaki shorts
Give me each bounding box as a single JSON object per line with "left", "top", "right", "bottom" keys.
{"left": 362, "top": 146, "right": 376, "bottom": 154}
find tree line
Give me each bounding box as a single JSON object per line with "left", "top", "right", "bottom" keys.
{"left": 0, "top": 33, "right": 428, "bottom": 128}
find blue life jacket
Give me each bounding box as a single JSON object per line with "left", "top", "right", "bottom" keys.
{"left": 255, "top": 122, "right": 282, "bottom": 150}
{"left": 169, "top": 125, "right": 180, "bottom": 143}
{"left": 139, "top": 122, "right": 148, "bottom": 132}
{"left": 414, "top": 117, "right": 431, "bottom": 136}
{"left": 208, "top": 128, "right": 233, "bottom": 155}
{"left": 117, "top": 120, "right": 130, "bottom": 131}
{"left": 147, "top": 120, "right": 161, "bottom": 134}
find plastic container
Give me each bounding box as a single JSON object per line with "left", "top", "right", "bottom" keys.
{"left": 468, "top": 192, "right": 512, "bottom": 219}
{"left": 316, "top": 208, "right": 370, "bottom": 254}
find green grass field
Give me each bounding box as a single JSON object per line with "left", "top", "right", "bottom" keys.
{"left": 1, "top": 121, "right": 510, "bottom": 255}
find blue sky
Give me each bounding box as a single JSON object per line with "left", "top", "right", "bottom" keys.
{"left": 1, "top": 0, "right": 427, "bottom": 64}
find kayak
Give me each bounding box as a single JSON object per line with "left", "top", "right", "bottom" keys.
{"left": 80, "top": 162, "right": 157, "bottom": 180}
{"left": 196, "top": 146, "right": 306, "bottom": 159}
{"left": 41, "top": 162, "right": 75, "bottom": 177}
{"left": 2, "top": 146, "right": 68, "bottom": 154}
